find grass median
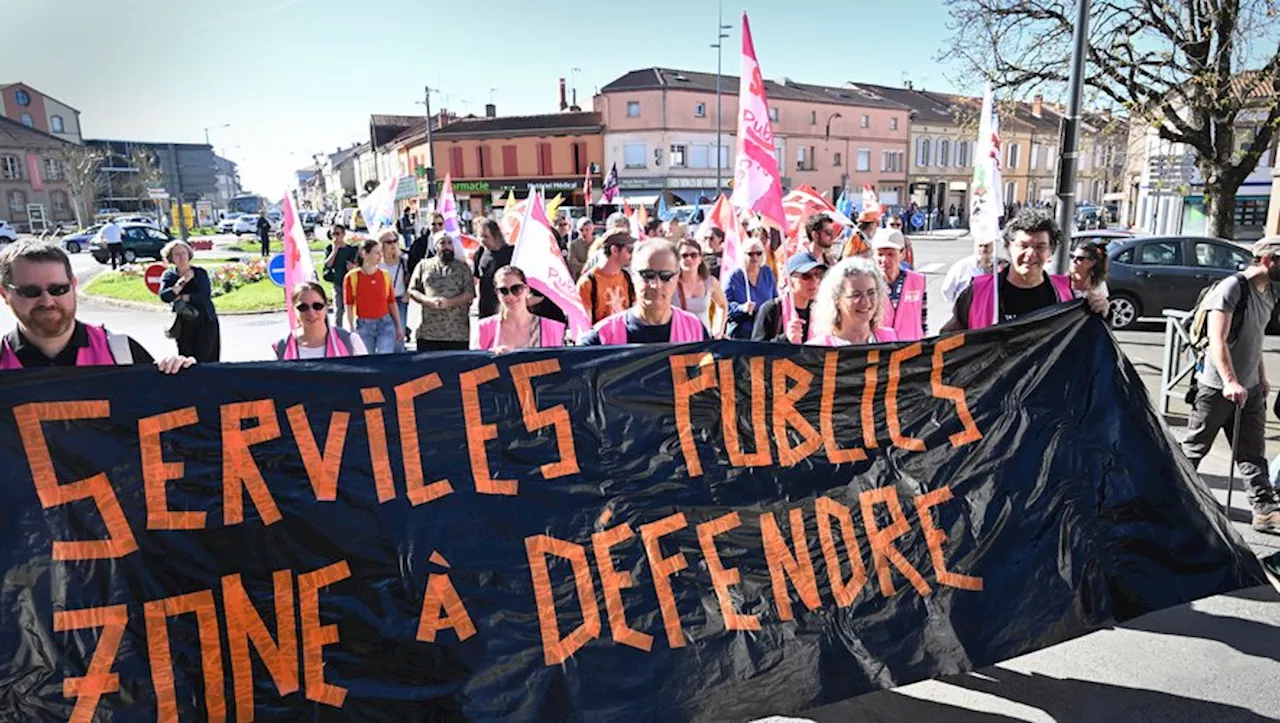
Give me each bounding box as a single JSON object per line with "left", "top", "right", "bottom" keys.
{"left": 82, "top": 271, "right": 287, "bottom": 313}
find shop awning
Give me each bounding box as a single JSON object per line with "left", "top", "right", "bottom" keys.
{"left": 615, "top": 194, "right": 660, "bottom": 206}
{"left": 666, "top": 189, "right": 707, "bottom": 206}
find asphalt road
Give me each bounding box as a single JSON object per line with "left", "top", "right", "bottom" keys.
{"left": 5, "top": 234, "right": 1280, "bottom": 721}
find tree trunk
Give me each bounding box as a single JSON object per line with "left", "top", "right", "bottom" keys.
{"left": 1200, "top": 169, "right": 1237, "bottom": 241}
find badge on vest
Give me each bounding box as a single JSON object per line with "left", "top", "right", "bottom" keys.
{"left": 903, "top": 290, "right": 922, "bottom": 303}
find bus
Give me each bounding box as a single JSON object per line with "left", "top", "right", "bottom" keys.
{"left": 228, "top": 194, "right": 267, "bottom": 216}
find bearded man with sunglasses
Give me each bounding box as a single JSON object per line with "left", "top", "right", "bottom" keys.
{"left": 0, "top": 241, "right": 193, "bottom": 373}
{"left": 578, "top": 239, "right": 709, "bottom": 346}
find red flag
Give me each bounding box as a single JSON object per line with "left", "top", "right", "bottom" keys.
{"left": 511, "top": 191, "right": 591, "bottom": 339}
{"left": 696, "top": 193, "right": 747, "bottom": 291}
{"left": 780, "top": 185, "right": 854, "bottom": 270}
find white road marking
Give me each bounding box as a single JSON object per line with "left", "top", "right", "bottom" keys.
{"left": 917, "top": 262, "right": 947, "bottom": 275}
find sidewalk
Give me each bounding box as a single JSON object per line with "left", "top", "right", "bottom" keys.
{"left": 908, "top": 229, "right": 971, "bottom": 241}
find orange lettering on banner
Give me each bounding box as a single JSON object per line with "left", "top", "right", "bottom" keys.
{"left": 417, "top": 571, "right": 477, "bottom": 643}
{"left": 360, "top": 387, "right": 397, "bottom": 503}
{"left": 760, "top": 508, "right": 821, "bottom": 620}
{"left": 670, "top": 352, "right": 717, "bottom": 477}
{"left": 13, "top": 401, "right": 137, "bottom": 560}
{"left": 931, "top": 335, "right": 983, "bottom": 448}
{"left": 144, "top": 590, "right": 227, "bottom": 722}
{"left": 696, "top": 512, "right": 761, "bottom": 631}
{"left": 525, "top": 535, "right": 602, "bottom": 665}
{"left": 222, "top": 571, "right": 299, "bottom": 722}
{"left": 814, "top": 496, "right": 868, "bottom": 607}
{"left": 820, "top": 353, "right": 867, "bottom": 464}
{"left": 590, "top": 522, "right": 655, "bottom": 651}
{"left": 394, "top": 373, "right": 454, "bottom": 505}
{"left": 285, "top": 404, "right": 351, "bottom": 502}
{"left": 914, "top": 487, "right": 984, "bottom": 591}
{"left": 298, "top": 560, "right": 351, "bottom": 707}
{"left": 771, "top": 359, "right": 823, "bottom": 467}
{"left": 718, "top": 358, "right": 773, "bottom": 467}
{"left": 861, "top": 351, "right": 880, "bottom": 449}
{"left": 53, "top": 605, "right": 128, "bottom": 723}
{"left": 859, "top": 487, "right": 932, "bottom": 597}
{"left": 511, "top": 360, "right": 580, "bottom": 479}
{"left": 639, "top": 513, "right": 690, "bottom": 649}
{"left": 220, "top": 400, "right": 283, "bottom": 526}
{"left": 139, "top": 407, "right": 203, "bottom": 530}
{"left": 461, "top": 364, "right": 517, "bottom": 495}
{"left": 886, "top": 343, "right": 927, "bottom": 451}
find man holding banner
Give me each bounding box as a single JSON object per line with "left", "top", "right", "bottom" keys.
{"left": 578, "top": 239, "right": 709, "bottom": 345}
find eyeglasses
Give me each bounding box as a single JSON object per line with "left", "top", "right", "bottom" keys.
{"left": 889, "top": 222, "right": 903, "bottom": 228}
{"left": 841, "top": 290, "right": 878, "bottom": 303}
{"left": 1011, "top": 242, "right": 1052, "bottom": 254}
{"left": 794, "top": 269, "right": 826, "bottom": 281}
{"left": 1070, "top": 254, "right": 1093, "bottom": 263}
{"left": 637, "top": 269, "right": 678, "bottom": 283}
{"left": 680, "top": 251, "right": 702, "bottom": 259}
{"left": 431, "top": 222, "right": 444, "bottom": 227}
{"left": 746, "top": 250, "right": 764, "bottom": 258}
{"left": 7, "top": 283, "right": 72, "bottom": 299}
{"left": 381, "top": 239, "right": 398, "bottom": 245}
{"left": 296, "top": 301, "right": 326, "bottom": 312}
{"left": 496, "top": 283, "right": 527, "bottom": 296}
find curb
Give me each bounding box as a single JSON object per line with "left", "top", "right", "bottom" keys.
{"left": 78, "top": 290, "right": 285, "bottom": 317}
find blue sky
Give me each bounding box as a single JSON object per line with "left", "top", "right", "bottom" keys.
{"left": 5, "top": 0, "right": 960, "bottom": 195}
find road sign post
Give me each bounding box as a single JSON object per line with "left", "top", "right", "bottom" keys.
{"left": 144, "top": 263, "right": 167, "bottom": 295}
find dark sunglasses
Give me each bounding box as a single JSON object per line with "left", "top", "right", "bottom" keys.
{"left": 637, "top": 269, "right": 678, "bottom": 283}
{"left": 381, "top": 239, "right": 398, "bottom": 245}
{"left": 431, "top": 222, "right": 444, "bottom": 227}
{"left": 746, "top": 250, "right": 764, "bottom": 258}
{"left": 795, "top": 269, "right": 826, "bottom": 281}
{"left": 496, "top": 283, "right": 527, "bottom": 297}
{"left": 1070, "top": 254, "right": 1093, "bottom": 262}
{"left": 680, "top": 251, "right": 702, "bottom": 259}
{"left": 296, "top": 301, "right": 326, "bottom": 312}
{"left": 7, "top": 283, "right": 72, "bottom": 299}
{"left": 889, "top": 222, "right": 903, "bottom": 228}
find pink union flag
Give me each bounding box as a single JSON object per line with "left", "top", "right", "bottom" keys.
{"left": 511, "top": 191, "right": 591, "bottom": 339}
{"left": 280, "top": 190, "right": 317, "bottom": 330}
{"left": 700, "top": 193, "right": 747, "bottom": 294}
{"left": 729, "top": 12, "right": 785, "bottom": 231}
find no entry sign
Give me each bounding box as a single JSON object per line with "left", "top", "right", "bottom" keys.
{"left": 144, "top": 263, "right": 167, "bottom": 295}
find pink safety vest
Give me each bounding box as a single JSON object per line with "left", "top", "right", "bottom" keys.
{"left": 275, "top": 328, "right": 354, "bottom": 360}
{"left": 966, "top": 273, "right": 1073, "bottom": 330}
{"left": 882, "top": 270, "right": 926, "bottom": 341}
{"left": 777, "top": 293, "right": 815, "bottom": 342}
{"left": 596, "top": 307, "right": 704, "bottom": 345}
{"left": 476, "top": 315, "right": 566, "bottom": 350}
{"left": 805, "top": 327, "right": 899, "bottom": 347}
{"left": 0, "top": 324, "right": 122, "bottom": 369}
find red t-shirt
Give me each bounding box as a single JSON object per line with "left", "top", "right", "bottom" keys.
{"left": 344, "top": 268, "right": 395, "bottom": 320}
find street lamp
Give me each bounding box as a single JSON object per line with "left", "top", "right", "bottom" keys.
{"left": 712, "top": 0, "right": 732, "bottom": 196}
{"left": 570, "top": 67, "right": 581, "bottom": 108}
{"left": 203, "top": 123, "right": 231, "bottom": 148}
{"left": 824, "top": 112, "right": 842, "bottom": 141}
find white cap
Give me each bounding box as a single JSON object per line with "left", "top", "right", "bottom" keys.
{"left": 871, "top": 228, "right": 904, "bottom": 251}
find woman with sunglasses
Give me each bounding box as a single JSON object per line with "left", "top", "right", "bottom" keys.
{"left": 273, "top": 282, "right": 366, "bottom": 359}
{"left": 158, "top": 239, "right": 220, "bottom": 362}
{"left": 724, "top": 236, "right": 778, "bottom": 339}
{"left": 674, "top": 239, "right": 728, "bottom": 338}
{"left": 378, "top": 230, "right": 410, "bottom": 351}
{"left": 806, "top": 257, "right": 898, "bottom": 347}
{"left": 1069, "top": 240, "right": 1110, "bottom": 310}
{"left": 474, "top": 266, "right": 567, "bottom": 352}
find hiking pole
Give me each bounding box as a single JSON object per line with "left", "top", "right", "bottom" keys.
{"left": 1225, "top": 404, "right": 1243, "bottom": 514}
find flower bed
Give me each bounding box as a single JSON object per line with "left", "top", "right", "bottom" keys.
{"left": 111, "top": 259, "right": 269, "bottom": 297}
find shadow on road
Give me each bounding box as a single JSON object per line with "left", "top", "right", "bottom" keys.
{"left": 1121, "top": 591, "right": 1280, "bottom": 664}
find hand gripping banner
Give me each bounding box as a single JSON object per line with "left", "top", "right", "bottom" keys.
{"left": 0, "top": 307, "right": 1264, "bottom": 721}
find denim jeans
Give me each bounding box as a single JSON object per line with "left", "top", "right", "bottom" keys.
{"left": 356, "top": 314, "right": 398, "bottom": 354}
{"left": 396, "top": 299, "right": 409, "bottom": 352}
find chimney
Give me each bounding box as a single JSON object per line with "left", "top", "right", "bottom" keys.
{"left": 438, "top": 109, "right": 449, "bottom": 128}
{"left": 1033, "top": 94, "right": 1043, "bottom": 118}
{"left": 559, "top": 78, "right": 568, "bottom": 111}
{"left": 485, "top": 103, "right": 496, "bottom": 118}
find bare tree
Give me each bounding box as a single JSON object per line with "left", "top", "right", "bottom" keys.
{"left": 52, "top": 144, "right": 107, "bottom": 229}
{"left": 941, "top": 0, "right": 1280, "bottom": 238}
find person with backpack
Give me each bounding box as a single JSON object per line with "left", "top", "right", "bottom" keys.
{"left": 378, "top": 231, "right": 410, "bottom": 351}
{"left": 577, "top": 229, "right": 636, "bottom": 324}
{"left": 1181, "top": 236, "right": 1280, "bottom": 533}
{"left": 342, "top": 238, "right": 403, "bottom": 354}
{"left": 273, "top": 282, "right": 366, "bottom": 359}
{"left": 322, "top": 223, "right": 359, "bottom": 329}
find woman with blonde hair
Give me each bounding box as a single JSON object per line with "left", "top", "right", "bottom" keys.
{"left": 806, "top": 256, "right": 898, "bottom": 346}
{"left": 674, "top": 238, "right": 728, "bottom": 337}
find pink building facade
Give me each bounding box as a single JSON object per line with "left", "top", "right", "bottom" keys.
{"left": 595, "top": 68, "right": 909, "bottom": 208}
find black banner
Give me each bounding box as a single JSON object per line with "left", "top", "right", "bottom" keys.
{"left": 0, "top": 307, "right": 1265, "bottom": 722}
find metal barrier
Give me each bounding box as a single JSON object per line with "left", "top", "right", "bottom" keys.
{"left": 1159, "top": 309, "right": 1195, "bottom": 415}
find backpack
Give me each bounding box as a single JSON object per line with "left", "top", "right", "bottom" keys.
{"left": 1184, "top": 272, "right": 1249, "bottom": 403}
{"left": 344, "top": 268, "right": 392, "bottom": 308}
{"left": 587, "top": 269, "right": 635, "bottom": 318}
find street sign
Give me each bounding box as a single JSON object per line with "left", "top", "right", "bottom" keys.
{"left": 144, "top": 263, "right": 167, "bottom": 295}
{"left": 147, "top": 188, "right": 170, "bottom": 200}
{"left": 267, "top": 253, "right": 286, "bottom": 287}
{"left": 911, "top": 212, "right": 926, "bottom": 230}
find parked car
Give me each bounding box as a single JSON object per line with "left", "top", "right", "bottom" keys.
{"left": 112, "top": 214, "right": 160, "bottom": 229}
{"left": 232, "top": 215, "right": 262, "bottom": 235}
{"left": 60, "top": 223, "right": 105, "bottom": 254}
{"left": 1103, "top": 234, "right": 1264, "bottom": 330}
{"left": 89, "top": 223, "right": 173, "bottom": 264}
{"left": 217, "top": 213, "right": 243, "bottom": 233}
{"left": 0, "top": 220, "right": 17, "bottom": 244}
{"left": 300, "top": 211, "right": 319, "bottom": 235}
